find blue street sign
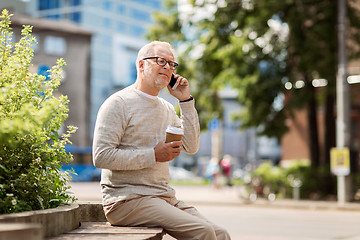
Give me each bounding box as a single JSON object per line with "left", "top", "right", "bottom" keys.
{"left": 209, "top": 118, "right": 220, "bottom": 131}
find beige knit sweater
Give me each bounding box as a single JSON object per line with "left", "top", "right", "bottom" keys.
{"left": 92, "top": 85, "right": 200, "bottom": 205}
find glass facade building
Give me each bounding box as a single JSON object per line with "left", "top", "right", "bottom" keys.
{"left": 28, "top": 0, "right": 163, "bottom": 136}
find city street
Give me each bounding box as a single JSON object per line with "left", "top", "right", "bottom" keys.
{"left": 69, "top": 182, "right": 360, "bottom": 240}
{"left": 196, "top": 204, "right": 360, "bottom": 240}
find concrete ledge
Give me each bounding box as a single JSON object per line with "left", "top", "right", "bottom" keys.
{"left": 0, "top": 204, "right": 80, "bottom": 238}
{"left": 76, "top": 201, "right": 106, "bottom": 222}
{"left": 0, "top": 223, "right": 43, "bottom": 240}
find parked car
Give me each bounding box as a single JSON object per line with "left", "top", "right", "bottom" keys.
{"left": 169, "top": 166, "right": 195, "bottom": 180}
{"left": 61, "top": 164, "right": 101, "bottom": 182}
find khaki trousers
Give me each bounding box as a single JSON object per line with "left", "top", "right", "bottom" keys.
{"left": 104, "top": 196, "right": 231, "bottom": 240}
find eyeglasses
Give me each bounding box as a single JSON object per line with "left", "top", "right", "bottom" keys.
{"left": 142, "top": 57, "right": 178, "bottom": 70}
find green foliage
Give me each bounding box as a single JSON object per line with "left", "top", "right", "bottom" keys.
{"left": 251, "top": 161, "right": 337, "bottom": 199}
{"left": 283, "top": 161, "right": 336, "bottom": 199}
{"left": 0, "top": 9, "right": 76, "bottom": 214}
{"left": 253, "top": 161, "right": 286, "bottom": 195}
{"left": 147, "top": 0, "right": 289, "bottom": 136}
{"left": 147, "top": 0, "right": 360, "bottom": 141}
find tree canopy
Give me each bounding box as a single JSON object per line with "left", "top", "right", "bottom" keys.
{"left": 147, "top": 0, "right": 360, "bottom": 165}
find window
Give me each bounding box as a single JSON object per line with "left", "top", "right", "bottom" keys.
{"left": 70, "top": 12, "right": 82, "bottom": 23}
{"left": 103, "top": 18, "right": 111, "bottom": 28}
{"left": 102, "top": 35, "right": 112, "bottom": 46}
{"left": 70, "top": 0, "right": 82, "bottom": 6}
{"left": 44, "top": 36, "right": 66, "bottom": 55}
{"left": 38, "top": 0, "right": 46, "bottom": 10}
{"left": 132, "top": 0, "right": 161, "bottom": 9}
{"left": 117, "top": 4, "right": 126, "bottom": 15}
{"left": 38, "top": 0, "right": 60, "bottom": 10}
{"left": 130, "top": 25, "right": 145, "bottom": 37}
{"left": 117, "top": 22, "right": 126, "bottom": 33}
{"left": 103, "top": 1, "right": 112, "bottom": 11}
{"left": 129, "top": 8, "right": 151, "bottom": 22}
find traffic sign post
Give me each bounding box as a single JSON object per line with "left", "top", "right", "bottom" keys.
{"left": 209, "top": 118, "right": 220, "bottom": 132}
{"left": 330, "top": 147, "right": 350, "bottom": 176}
{"left": 336, "top": 0, "right": 351, "bottom": 205}
{"left": 209, "top": 118, "right": 222, "bottom": 160}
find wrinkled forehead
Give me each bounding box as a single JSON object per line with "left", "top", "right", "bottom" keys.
{"left": 153, "top": 45, "right": 175, "bottom": 61}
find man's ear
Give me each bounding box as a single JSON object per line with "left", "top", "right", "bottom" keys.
{"left": 138, "top": 60, "right": 144, "bottom": 71}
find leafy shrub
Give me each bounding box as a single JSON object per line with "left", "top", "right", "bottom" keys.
{"left": 284, "top": 162, "right": 336, "bottom": 199}
{"left": 0, "top": 9, "right": 76, "bottom": 214}
{"left": 253, "top": 161, "right": 286, "bottom": 194}
{"left": 251, "top": 160, "right": 337, "bottom": 199}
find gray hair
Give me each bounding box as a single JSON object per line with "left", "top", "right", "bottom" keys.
{"left": 136, "top": 41, "right": 176, "bottom": 72}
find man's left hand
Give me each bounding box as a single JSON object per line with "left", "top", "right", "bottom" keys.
{"left": 167, "top": 74, "right": 191, "bottom": 101}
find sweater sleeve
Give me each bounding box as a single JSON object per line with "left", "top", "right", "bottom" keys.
{"left": 177, "top": 99, "right": 200, "bottom": 154}
{"left": 92, "top": 96, "right": 156, "bottom": 170}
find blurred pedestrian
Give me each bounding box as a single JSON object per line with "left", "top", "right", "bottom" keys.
{"left": 206, "top": 157, "right": 221, "bottom": 189}
{"left": 221, "top": 155, "right": 233, "bottom": 187}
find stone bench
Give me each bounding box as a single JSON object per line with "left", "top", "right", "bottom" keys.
{"left": 48, "top": 222, "right": 164, "bottom": 240}
{"left": 0, "top": 201, "right": 165, "bottom": 240}
{"left": 51, "top": 201, "right": 165, "bottom": 240}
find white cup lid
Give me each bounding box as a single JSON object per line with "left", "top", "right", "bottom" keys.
{"left": 166, "top": 125, "right": 184, "bottom": 135}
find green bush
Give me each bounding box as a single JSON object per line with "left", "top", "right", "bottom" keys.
{"left": 0, "top": 9, "right": 76, "bottom": 214}
{"left": 284, "top": 162, "right": 336, "bottom": 199}
{"left": 252, "top": 161, "right": 287, "bottom": 198}
{"left": 251, "top": 160, "right": 337, "bottom": 199}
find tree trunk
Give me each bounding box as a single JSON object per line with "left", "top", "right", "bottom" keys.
{"left": 324, "top": 93, "right": 336, "bottom": 165}
{"left": 306, "top": 75, "right": 320, "bottom": 168}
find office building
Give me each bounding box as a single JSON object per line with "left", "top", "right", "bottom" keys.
{"left": 7, "top": 13, "right": 92, "bottom": 155}
{"left": 1, "top": 0, "right": 164, "bottom": 154}
{"left": 25, "top": 0, "right": 164, "bottom": 138}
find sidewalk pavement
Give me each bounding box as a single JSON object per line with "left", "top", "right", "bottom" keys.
{"left": 68, "top": 182, "right": 360, "bottom": 212}
{"left": 173, "top": 185, "right": 360, "bottom": 212}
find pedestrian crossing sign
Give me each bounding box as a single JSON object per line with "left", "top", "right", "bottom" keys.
{"left": 330, "top": 147, "right": 350, "bottom": 176}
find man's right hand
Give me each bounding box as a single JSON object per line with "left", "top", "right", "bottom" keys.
{"left": 154, "top": 141, "right": 182, "bottom": 162}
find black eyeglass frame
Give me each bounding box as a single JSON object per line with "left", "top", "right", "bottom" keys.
{"left": 142, "top": 57, "right": 178, "bottom": 70}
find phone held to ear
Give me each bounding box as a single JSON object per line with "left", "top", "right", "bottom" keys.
{"left": 169, "top": 74, "right": 179, "bottom": 90}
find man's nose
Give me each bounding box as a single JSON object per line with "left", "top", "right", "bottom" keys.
{"left": 163, "top": 62, "right": 171, "bottom": 69}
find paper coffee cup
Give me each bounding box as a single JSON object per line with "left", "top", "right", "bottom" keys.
{"left": 165, "top": 125, "right": 184, "bottom": 143}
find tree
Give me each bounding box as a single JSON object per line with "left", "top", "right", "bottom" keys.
{"left": 147, "top": 0, "right": 360, "bottom": 168}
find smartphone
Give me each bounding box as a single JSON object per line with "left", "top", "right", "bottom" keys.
{"left": 169, "top": 74, "right": 179, "bottom": 90}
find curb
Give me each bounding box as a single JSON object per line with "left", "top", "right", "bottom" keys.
{"left": 247, "top": 199, "right": 360, "bottom": 212}
{"left": 184, "top": 198, "right": 360, "bottom": 212}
